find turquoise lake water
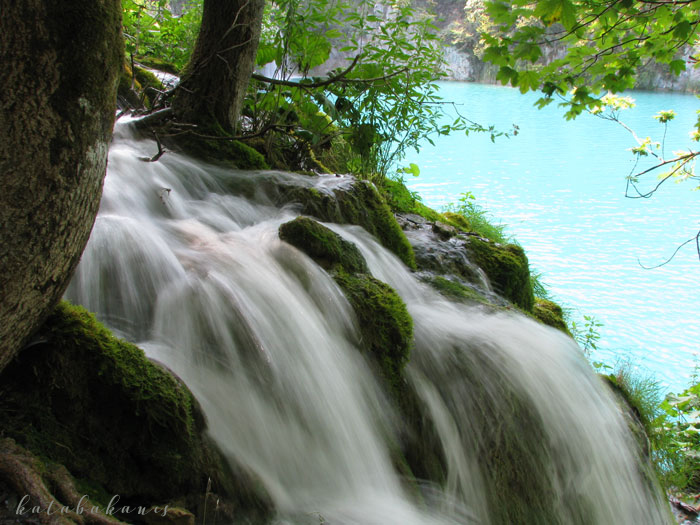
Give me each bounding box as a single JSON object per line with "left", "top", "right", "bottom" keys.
{"left": 402, "top": 82, "right": 699, "bottom": 392}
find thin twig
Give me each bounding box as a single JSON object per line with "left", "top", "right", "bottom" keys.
{"left": 638, "top": 230, "right": 700, "bottom": 269}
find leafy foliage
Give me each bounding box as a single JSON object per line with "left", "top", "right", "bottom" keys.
{"left": 480, "top": 0, "right": 700, "bottom": 117}
{"left": 443, "top": 191, "right": 512, "bottom": 243}
{"left": 571, "top": 314, "right": 603, "bottom": 358}
{"left": 122, "top": 0, "right": 202, "bottom": 72}
{"left": 246, "top": 0, "right": 504, "bottom": 180}
{"left": 479, "top": 0, "right": 700, "bottom": 261}
{"left": 656, "top": 359, "right": 700, "bottom": 492}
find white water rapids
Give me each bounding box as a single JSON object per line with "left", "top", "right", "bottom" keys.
{"left": 66, "top": 120, "right": 672, "bottom": 524}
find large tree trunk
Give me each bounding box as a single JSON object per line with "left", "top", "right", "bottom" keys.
{"left": 0, "top": 0, "right": 122, "bottom": 372}
{"left": 172, "top": 0, "right": 265, "bottom": 133}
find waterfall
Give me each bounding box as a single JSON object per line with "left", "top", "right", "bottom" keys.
{"left": 66, "top": 119, "right": 672, "bottom": 524}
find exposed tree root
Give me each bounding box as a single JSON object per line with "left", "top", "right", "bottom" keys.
{"left": 0, "top": 439, "right": 123, "bottom": 525}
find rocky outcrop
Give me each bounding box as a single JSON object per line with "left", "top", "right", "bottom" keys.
{"left": 396, "top": 212, "right": 534, "bottom": 311}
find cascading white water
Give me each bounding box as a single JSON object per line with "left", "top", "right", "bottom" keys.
{"left": 66, "top": 119, "right": 672, "bottom": 524}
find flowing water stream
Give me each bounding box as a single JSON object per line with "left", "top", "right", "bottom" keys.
{"left": 66, "top": 119, "right": 672, "bottom": 524}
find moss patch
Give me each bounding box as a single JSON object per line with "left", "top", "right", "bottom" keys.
{"left": 278, "top": 217, "right": 412, "bottom": 392}
{"left": 117, "top": 63, "right": 165, "bottom": 110}
{"left": 0, "top": 302, "right": 270, "bottom": 519}
{"left": 442, "top": 211, "right": 471, "bottom": 231}
{"left": 334, "top": 271, "right": 413, "bottom": 392}
{"left": 381, "top": 178, "right": 444, "bottom": 223}
{"left": 169, "top": 126, "right": 269, "bottom": 170}
{"left": 136, "top": 56, "right": 180, "bottom": 75}
{"left": 465, "top": 237, "right": 534, "bottom": 311}
{"left": 533, "top": 298, "right": 571, "bottom": 335}
{"left": 283, "top": 180, "right": 416, "bottom": 269}
{"left": 279, "top": 216, "right": 368, "bottom": 274}
{"left": 426, "top": 276, "right": 489, "bottom": 305}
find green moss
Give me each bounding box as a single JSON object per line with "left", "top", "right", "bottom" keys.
{"left": 167, "top": 123, "right": 269, "bottom": 170}
{"left": 339, "top": 181, "right": 415, "bottom": 269}
{"left": 279, "top": 217, "right": 368, "bottom": 274}
{"left": 118, "top": 63, "right": 141, "bottom": 102}
{"left": 136, "top": 56, "right": 180, "bottom": 75}
{"left": 465, "top": 237, "right": 534, "bottom": 311}
{"left": 277, "top": 217, "right": 412, "bottom": 393}
{"left": 426, "top": 276, "right": 489, "bottom": 304}
{"left": 133, "top": 65, "right": 164, "bottom": 93}
{"left": 0, "top": 302, "right": 270, "bottom": 518}
{"left": 117, "top": 63, "right": 165, "bottom": 110}
{"left": 442, "top": 211, "right": 471, "bottom": 231}
{"left": 333, "top": 271, "right": 413, "bottom": 392}
{"left": 280, "top": 180, "right": 416, "bottom": 269}
{"left": 533, "top": 298, "right": 571, "bottom": 335}
{"left": 381, "top": 178, "right": 443, "bottom": 223}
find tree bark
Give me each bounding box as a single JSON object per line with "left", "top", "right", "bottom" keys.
{"left": 172, "top": 0, "right": 265, "bottom": 133}
{"left": 0, "top": 0, "right": 122, "bottom": 372}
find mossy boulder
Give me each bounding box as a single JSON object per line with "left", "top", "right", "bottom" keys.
{"left": 163, "top": 123, "right": 269, "bottom": 170}
{"left": 118, "top": 63, "right": 165, "bottom": 110}
{"left": 380, "top": 178, "right": 444, "bottom": 223}
{"left": 533, "top": 298, "right": 571, "bottom": 335}
{"left": 465, "top": 237, "right": 534, "bottom": 311}
{"left": 136, "top": 56, "right": 180, "bottom": 75}
{"left": 333, "top": 271, "right": 413, "bottom": 392}
{"left": 425, "top": 276, "right": 489, "bottom": 305}
{"left": 282, "top": 180, "right": 416, "bottom": 269}
{"left": 278, "top": 217, "right": 412, "bottom": 391}
{"left": 0, "top": 302, "right": 270, "bottom": 521}
{"left": 279, "top": 216, "right": 368, "bottom": 273}
{"left": 442, "top": 211, "right": 471, "bottom": 231}
{"left": 602, "top": 375, "right": 672, "bottom": 517}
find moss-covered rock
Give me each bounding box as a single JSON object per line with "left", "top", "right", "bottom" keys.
{"left": 278, "top": 217, "right": 413, "bottom": 391}
{"left": 601, "top": 375, "right": 672, "bottom": 519}
{"left": 533, "top": 298, "right": 571, "bottom": 335}
{"left": 442, "top": 211, "right": 471, "bottom": 232}
{"left": 380, "top": 178, "right": 444, "bottom": 224}
{"left": 164, "top": 123, "right": 269, "bottom": 170}
{"left": 279, "top": 216, "right": 368, "bottom": 274}
{"left": 465, "top": 237, "right": 534, "bottom": 311}
{"left": 118, "top": 63, "right": 165, "bottom": 110}
{"left": 245, "top": 133, "right": 332, "bottom": 174}
{"left": 333, "top": 271, "right": 413, "bottom": 392}
{"left": 282, "top": 180, "right": 416, "bottom": 269}
{"left": 136, "top": 56, "right": 180, "bottom": 75}
{"left": 425, "top": 275, "right": 489, "bottom": 305}
{"left": 0, "top": 302, "right": 270, "bottom": 522}
{"left": 118, "top": 64, "right": 143, "bottom": 108}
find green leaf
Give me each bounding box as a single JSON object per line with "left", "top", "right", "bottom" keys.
{"left": 673, "top": 20, "right": 693, "bottom": 40}
{"left": 517, "top": 70, "right": 540, "bottom": 93}
{"left": 496, "top": 66, "right": 518, "bottom": 86}
{"left": 670, "top": 59, "right": 686, "bottom": 76}
{"left": 325, "top": 29, "right": 343, "bottom": 39}
{"left": 399, "top": 163, "right": 421, "bottom": 177}
{"left": 483, "top": 45, "right": 511, "bottom": 67}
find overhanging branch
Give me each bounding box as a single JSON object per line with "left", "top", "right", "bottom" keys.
{"left": 250, "top": 55, "right": 410, "bottom": 89}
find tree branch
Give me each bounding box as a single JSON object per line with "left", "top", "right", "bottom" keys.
{"left": 250, "top": 55, "right": 411, "bottom": 90}
{"left": 638, "top": 230, "right": 700, "bottom": 269}
{"left": 251, "top": 55, "right": 361, "bottom": 89}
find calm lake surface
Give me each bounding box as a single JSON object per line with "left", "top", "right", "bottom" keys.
{"left": 402, "top": 82, "right": 699, "bottom": 392}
